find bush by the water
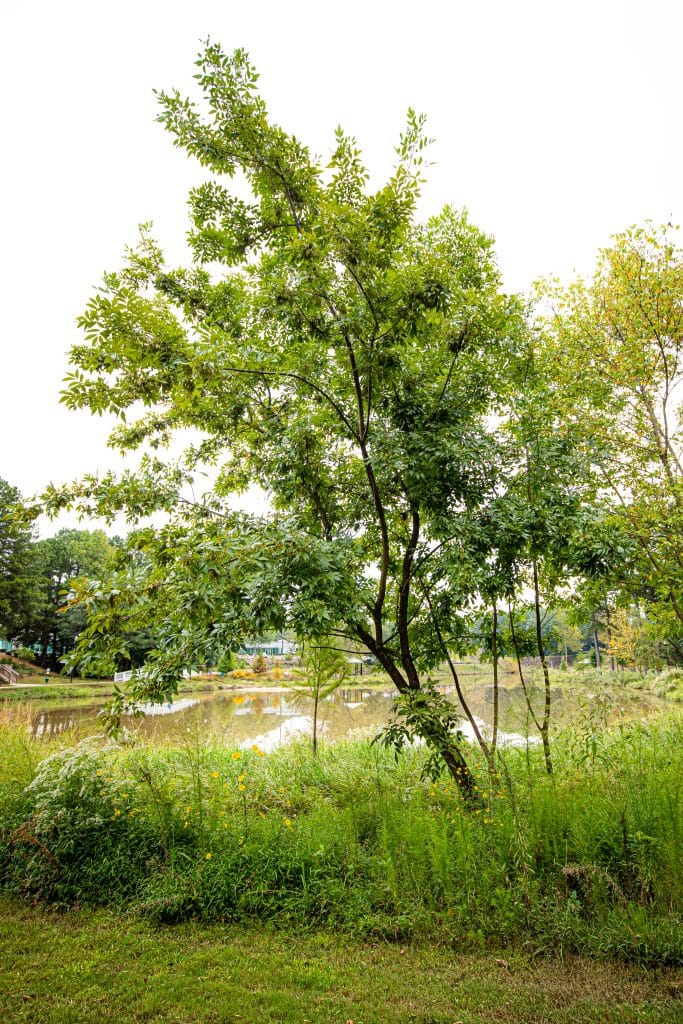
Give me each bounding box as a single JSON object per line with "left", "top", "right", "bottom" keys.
{"left": 0, "top": 709, "right": 681, "bottom": 964}
{"left": 652, "top": 667, "right": 683, "bottom": 701}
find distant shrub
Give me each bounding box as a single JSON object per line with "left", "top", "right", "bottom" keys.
{"left": 12, "top": 647, "right": 38, "bottom": 665}
{"left": 218, "top": 651, "right": 237, "bottom": 673}
{"left": 652, "top": 667, "right": 683, "bottom": 700}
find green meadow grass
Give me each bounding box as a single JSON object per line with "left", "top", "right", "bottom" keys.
{"left": 1, "top": 898, "right": 681, "bottom": 1024}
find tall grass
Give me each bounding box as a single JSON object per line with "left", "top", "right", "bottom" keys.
{"left": 0, "top": 704, "right": 681, "bottom": 964}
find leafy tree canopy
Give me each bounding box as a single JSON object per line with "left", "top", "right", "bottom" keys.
{"left": 538, "top": 223, "right": 683, "bottom": 627}
{"left": 47, "top": 44, "right": 524, "bottom": 786}
{"left": 0, "top": 478, "right": 41, "bottom": 640}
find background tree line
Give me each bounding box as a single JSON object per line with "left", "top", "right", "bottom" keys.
{"left": 0, "top": 483, "right": 156, "bottom": 672}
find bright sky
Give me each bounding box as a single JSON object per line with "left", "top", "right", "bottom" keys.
{"left": 1, "top": 0, "right": 682, "bottom": 533}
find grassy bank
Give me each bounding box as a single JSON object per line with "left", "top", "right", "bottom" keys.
{"left": 3, "top": 661, "right": 681, "bottom": 708}
{"left": 1, "top": 706, "right": 681, "bottom": 965}
{"left": 1, "top": 899, "right": 680, "bottom": 1024}
{"left": 0, "top": 676, "right": 229, "bottom": 702}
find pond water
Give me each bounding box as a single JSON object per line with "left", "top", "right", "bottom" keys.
{"left": 23, "top": 679, "right": 645, "bottom": 749}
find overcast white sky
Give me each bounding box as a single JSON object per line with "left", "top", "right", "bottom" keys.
{"left": 1, "top": 0, "right": 682, "bottom": 534}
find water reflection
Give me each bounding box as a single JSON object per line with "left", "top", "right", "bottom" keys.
{"left": 26, "top": 683, "right": 554, "bottom": 748}
{"left": 23, "top": 677, "right": 666, "bottom": 749}
{"left": 27, "top": 687, "right": 390, "bottom": 745}
{"left": 32, "top": 705, "right": 98, "bottom": 739}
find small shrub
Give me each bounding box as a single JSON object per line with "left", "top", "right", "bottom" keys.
{"left": 217, "top": 650, "right": 238, "bottom": 674}
{"left": 652, "top": 667, "right": 683, "bottom": 700}
{"left": 5, "top": 740, "right": 161, "bottom": 904}
{"left": 12, "top": 647, "right": 39, "bottom": 665}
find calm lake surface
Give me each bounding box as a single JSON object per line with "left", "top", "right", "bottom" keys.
{"left": 24, "top": 679, "right": 657, "bottom": 749}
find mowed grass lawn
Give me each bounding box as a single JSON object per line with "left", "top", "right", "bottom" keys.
{"left": 1, "top": 900, "right": 681, "bottom": 1024}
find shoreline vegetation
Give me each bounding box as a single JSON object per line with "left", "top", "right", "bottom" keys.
{"left": 2, "top": 653, "right": 683, "bottom": 705}
{"left": 1, "top": 701, "right": 681, "bottom": 967}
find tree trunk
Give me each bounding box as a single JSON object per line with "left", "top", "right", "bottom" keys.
{"left": 532, "top": 560, "right": 553, "bottom": 776}
{"left": 508, "top": 600, "right": 544, "bottom": 741}
{"left": 604, "top": 605, "right": 616, "bottom": 671}
{"left": 313, "top": 690, "right": 319, "bottom": 756}
{"left": 592, "top": 613, "right": 602, "bottom": 670}
{"left": 418, "top": 727, "right": 476, "bottom": 799}
{"left": 491, "top": 601, "right": 499, "bottom": 758}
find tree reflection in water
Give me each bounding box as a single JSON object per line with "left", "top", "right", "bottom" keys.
{"left": 25, "top": 683, "right": 565, "bottom": 747}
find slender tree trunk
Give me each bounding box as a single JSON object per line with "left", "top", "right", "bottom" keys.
{"left": 491, "top": 601, "right": 499, "bottom": 759}
{"left": 592, "top": 613, "right": 602, "bottom": 670}
{"left": 604, "top": 605, "right": 616, "bottom": 671}
{"left": 313, "top": 689, "right": 319, "bottom": 755}
{"left": 508, "top": 600, "right": 544, "bottom": 737}
{"left": 532, "top": 561, "right": 553, "bottom": 776}
{"left": 416, "top": 577, "right": 493, "bottom": 777}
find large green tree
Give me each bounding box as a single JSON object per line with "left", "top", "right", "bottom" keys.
{"left": 49, "top": 45, "right": 523, "bottom": 792}
{"left": 539, "top": 224, "right": 683, "bottom": 638}
{"left": 0, "top": 478, "right": 42, "bottom": 642}
{"left": 20, "top": 528, "right": 116, "bottom": 669}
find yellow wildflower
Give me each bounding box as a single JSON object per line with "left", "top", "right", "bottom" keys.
{"left": 232, "top": 751, "right": 241, "bottom": 761}
{"left": 205, "top": 852, "right": 212, "bottom": 860}
{"left": 283, "top": 817, "right": 292, "bottom": 828}
{"left": 210, "top": 770, "right": 220, "bottom": 779}
{"left": 238, "top": 783, "right": 246, "bottom": 792}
